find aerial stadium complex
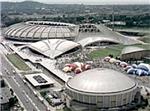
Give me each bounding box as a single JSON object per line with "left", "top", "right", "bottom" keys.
{"left": 3, "top": 21, "right": 79, "bottom": 41}
{"left": 65, "top": 68, "right": 141, "bottom": 110}
{"left": 2, "top": 20, "right": 148, "bottom": 111}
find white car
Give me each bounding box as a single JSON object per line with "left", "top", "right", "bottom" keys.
{"left": 12, "top": 70, "right": 16, "bottom": 74}
{"left": 23, "top": 79, "right": 27, "bottom": 84}
{"left": 33, "top": 91, "right": 37, "bottom": 96}
{"left": 47, "top": 107, "right": 50, "bottom": 111}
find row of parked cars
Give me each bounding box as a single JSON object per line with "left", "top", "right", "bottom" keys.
{"left": 41, "top": 89, "right": 63, "bottom": 107}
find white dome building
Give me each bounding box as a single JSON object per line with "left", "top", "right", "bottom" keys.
{"left": 3, "top": 21, "right": 79, "bottom": 42}
{"left": 65, "top": 68, "right": 140, "bottom": 110}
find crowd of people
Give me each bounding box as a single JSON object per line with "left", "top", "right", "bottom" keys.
{"left": 56, "top": 51, "right": 150, "bottom": 78}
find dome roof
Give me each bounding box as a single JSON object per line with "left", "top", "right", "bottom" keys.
{"left": 3, "top": 21, "right": 78, "bottom": 41}
{"left": 67, "top": 68, "right": 136, "bottom": 94}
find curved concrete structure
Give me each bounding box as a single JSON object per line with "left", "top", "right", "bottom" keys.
{"left": 78, "top": 37, "right": 119, "bottom": 47}
{"left": 3, "top": 21, "right": 79, "bottom": 41}
{"left": 121, "top": 46, "right": 150, "bottom": 60}
{"left": 121, "top": 46, "right": 145, "bottom": 55}
{"left": 66, "top": 68, "right": 140, "bottom": 108}
{"left": 21, "top": 39, "right": 81, "bottom": 59}
{"left": 77, "top": 24, "right": 143, "bottom": 45}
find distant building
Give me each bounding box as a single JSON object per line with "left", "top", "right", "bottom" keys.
{"left": 65, "top": 68, "right": 141, "bottom": 111}
{"left": 108, "top": 21, "right": 126, "bottom": 26}
{"left": 102, "top": 19, "right": 110, "bottom": 23}
{"left": 79, "top": 24, "right": 100, "bottom": 33}
{"left": 0, "top": 77, "right": 16, "bottom": 111}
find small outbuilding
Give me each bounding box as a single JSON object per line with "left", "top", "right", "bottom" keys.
{"left": 25, "top": 73, "right": 54, "bottom": 88}
{"left": 120, "top": 46, "right": 150, "bottom": 61}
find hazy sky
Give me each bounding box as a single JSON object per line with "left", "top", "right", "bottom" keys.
{"left": 1, "top": 0, "right": 150, "bottom": 4}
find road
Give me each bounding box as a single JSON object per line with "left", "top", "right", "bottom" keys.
{"left": 0, "top": 43, "right": 47, "bottom": 111}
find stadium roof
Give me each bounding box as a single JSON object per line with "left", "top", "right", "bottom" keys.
{"left": 121, "top": 46, "right": 146, "bottom": 55}
{"left": 78, "top": 37, "right": 119, "bottom": 47}
{"left": 67, "top": 68, "right": 136, "bottom": 94}
{"left": 3, "top": 21, "right": 78, "bottom": 41}
{"left": 25, "top": 73, "right": 54, "bottom": 87}
{"left": 77, "top": 24, "right": 143, "bottom": 45}
{"left": 23, "top": 39, "right": 81, "bottom": 59}
{"left": 95, "top": 24, "right": 143, "bottom": 45}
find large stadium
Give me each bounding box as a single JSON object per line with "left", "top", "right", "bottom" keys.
{"left": 3, "top": 21, "right": 79, "bottom": 41}
{"left": 65, "top": 68, "right": 140, "bottom": 110}
{"left": 2, "top": 21, "right": 143, "bottom": 47}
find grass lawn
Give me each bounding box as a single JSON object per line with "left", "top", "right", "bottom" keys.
{"left": 89, "top": 44, "right": 150, "bottom": 59}
{"left": 89, "top": 47, "right": 122, "bottom": 59}
{"left": 6, "top": 53, "right": 31, "bottom": 71}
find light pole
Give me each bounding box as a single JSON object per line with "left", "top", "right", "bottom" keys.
{"left": 112, "top": 5, "right": 115, "bottom": 31}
